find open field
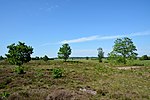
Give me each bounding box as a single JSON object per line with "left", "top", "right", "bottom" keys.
{"left": 0, "top": 59, "right": 150, "bottom": 100}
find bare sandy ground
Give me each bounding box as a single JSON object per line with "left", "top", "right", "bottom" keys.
{"left": 116, "top": 66, "right": 142, "bottom": 70}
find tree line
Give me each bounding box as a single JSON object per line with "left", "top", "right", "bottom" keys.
{"left": 1, "top": 37, "right": 150, "bottom": 67}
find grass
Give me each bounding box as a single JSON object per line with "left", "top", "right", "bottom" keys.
{"left": 0, "top": 59, "right": 150, "bottom": 99}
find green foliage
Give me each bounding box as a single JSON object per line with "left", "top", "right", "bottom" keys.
{"left": 14, "top": 66, "right": 25, "bottom": 74}
{"left": 108, "top": 52, "right": 125, "bottom": 64}
{"left": 58, "top": 43, "right": 71, "bottom": 62}
{"left": 43, "top": 55, "right": 49, "bottom": 62}
{"left": 97, "top": 48, "right": 104, "bottom": 62}
{"left": 5, "top": 41, "right": 33, "bottom": 66}
{"left": 86, "top": 56, "right": 89, "bottom": 60}
{"left": 108, "top": 37, "right": 137, "bottom": 64}
{"left": 0, "top": 56, "right": 4, "bottom": 60}
{"left": 140, "top": 55, "right": 149, "bottom": 60}
{"left": 0, "top": 91, "right": 10, "bottom": 99}
{"left": 32, "top": 56, "right": 40, "bottom": 60}
{"left": 52, "top": 68, "right": 63, "bottom": 78}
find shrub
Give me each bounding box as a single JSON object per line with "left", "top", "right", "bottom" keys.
{"left": 43, "top": 55, "right": 49, "bottom": 62}
{"left": 0, "top": 56, "right": 4, "bottom": 61}
{"left": 49, "top": 58, "right": 54, "bottom": 60}
{"left": 14, "top": 66, "right": 25, "bottom": 74}
{"left": 108, "top": 54, "right": 125, "bottom": 65}
{"left": 1, "top": 91, "right": 10, "bottom": 99}
{"left": 86, "top": 56, "right": 89, "bottom": 60}
{"left": 52, "top": 68, "right": 63, "bottom": 78}
{"left": 140, "top": 55, "right": 149, "bottom": 60}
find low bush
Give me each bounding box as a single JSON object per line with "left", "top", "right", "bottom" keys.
{"left": 0, "top": 91, "right": 10, "bottom": 99}
{"left": 14, "top": 66, "right": 25, "bottom": 74}
{"left": 140, "top": 55, "right": 149, "bottom": 60}
{"left": 52, "top": 68, "right": 63, "bottom": 78}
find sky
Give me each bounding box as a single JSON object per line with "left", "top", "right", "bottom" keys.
{"left": 0, "top": 0, "right": 150, "bottom": 57}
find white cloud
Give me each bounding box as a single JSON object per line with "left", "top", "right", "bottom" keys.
{"left": 60, "top": 31, "right": 150, "bottom": 44}
{"left": 39, "top": 31, "right": 150, "bottom": 47}
{"left": 60, "top": 35, "right": 99, "bottom": 44}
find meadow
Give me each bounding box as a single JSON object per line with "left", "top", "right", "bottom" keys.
{"left": 0, "top": 59, "right": 150, "bottom": 100}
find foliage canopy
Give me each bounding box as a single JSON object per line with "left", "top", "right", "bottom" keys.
{"left": 43, "top": 55, "right": 49, "bottom": 61}
{"left": 5, "top": 41, "right": 33, "bottom": 66}
{"left": 58, "top": 43, "right": 71, "bottom": 61}
{"left": 97, "top": 48, "right": 104, "bottom": 62}
{"left": 108, "top": 37, "right": 137, "bottom": 64}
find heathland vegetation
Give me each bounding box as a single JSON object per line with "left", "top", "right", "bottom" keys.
{"left": 0, "top": 37, "right": 150, "bottom": 100}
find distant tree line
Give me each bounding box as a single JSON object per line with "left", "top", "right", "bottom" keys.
{"left": 139, "top": 55, "right": 150, "bottom": 60}
{"left": 0, "top": 37, "right": 150, "bottom": 66}
{"left": 31, "top": 56, "right": 54, "bottom": 61}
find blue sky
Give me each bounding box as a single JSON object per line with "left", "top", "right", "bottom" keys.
{"left": 0, "top": 0, "right": 150, "bottom": 57}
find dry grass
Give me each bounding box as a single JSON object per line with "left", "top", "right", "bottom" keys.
{"left": 0, "top": 60, "right": 150, "bottom": 100}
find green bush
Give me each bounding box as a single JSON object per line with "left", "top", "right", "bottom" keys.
{"left": 1, "top": 91, "right": 10, "bottom": 99}
{"left": 108, "top": 56, "right": 125, "bottom": 65}
{"left": 140, "top": 55, "right": 149, "bottom": 60}
{"left": 52, "top": 68, "right": 63, "bottom": 78}
{"left": 14, "top": 66, "right": 25, "bottom": 74}
{"left": 43, "top": 55, "right": 49, "bottom": 62}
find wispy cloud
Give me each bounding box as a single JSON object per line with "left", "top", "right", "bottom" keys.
{"left": 60, "top": 31, "right": 150, "bottom": 44}
{"left": 39, "top": 31, "right": 150, "bottom": 47}
{"left": 60, "top": 35, "right": 99, "bottom": 44}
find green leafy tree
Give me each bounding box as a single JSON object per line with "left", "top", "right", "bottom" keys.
{"left": 58, "top": 43, "right": 71, "bottom": 62}
{"left": 86, "top": 56, "right": 89, "bottom": 60}
{"left": 108, "top": 37, "right": 137, "bottom": 64}
{"left": 43, "top": 55, "right": 49, "bottom": 61}
{"left": 0, "top": 56, "right": 4, "bottom": 60}
{"left": 5, "top": 41, "right": 33, "bottom": 66}
{"left": 108, "top": 52, "right": 125, "bottom": 64}
{"left": 97, "top": 48, "right": 104, "bottom": 62}
{"left": 140, "top": 55, "right": 149, "bottom": 60}
{"left": 32, "top": 56, "right": 40, "bottom": 60}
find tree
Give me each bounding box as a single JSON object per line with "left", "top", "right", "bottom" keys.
{"left": 140, "top": 55, "right": 149, "bottom": 60}
{"left": 5, "top": 41, "right": 33, "bottom": 66}
{"left": 35, "top": 56, "right": 40, "bottom": 60}
{"left": 108, "top": 37, "right": 137, "bottom": 64}
{"left": 58, "top": 43, "right": 71, "bottom": 62}
{"left": 97, "top": 48, "right": 104, "bottom": 62}
{"left": 32, "top": 56, "right": 40, "bottom": 60}
{"left": 86, "top": 56, "right": 89, "bottom": 60}
{"left": 0, "top": 56, "right": 4, "bottom": 60}
{"left": 43, "top": 55, "right": 49, "bottom": 61}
